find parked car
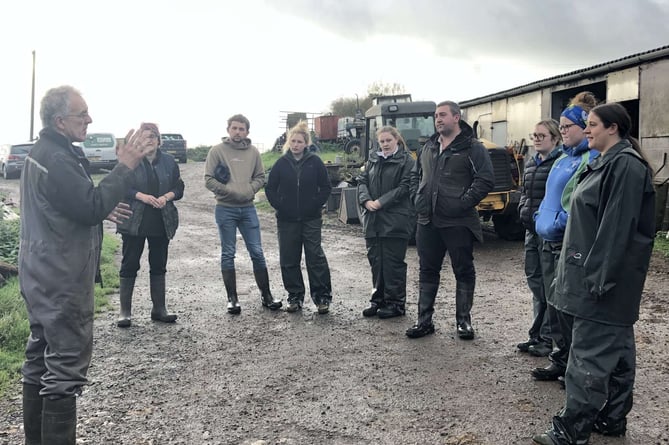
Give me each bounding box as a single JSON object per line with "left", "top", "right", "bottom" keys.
{"left": 81, "top": 133, "right": 117, "bottom": 172}
{"left": 0, "top": 142, "right": 33, "bottom": 179}
{"left": 160, "top": 133, "right": 187, "bottom": 163}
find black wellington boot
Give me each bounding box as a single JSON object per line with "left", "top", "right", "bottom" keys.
{"left": 42, "top": 397, "right": 77, "bottom": 445}
{"left": 22, "top": 383, "right": 42, "bottom": 445}
{"left": 150, "top": 274, "right": 177, "bottom": 323}
{"left": 222, "top": 269, "right": 241, "bottom": 314}
{"left": 117, "top": 276, "right": 135, "bottom": 328}
{"left": 455, "top": 281, "right": 475, "bottom": 340}
{"left": 254, "top": 268, "right": 282, "bottom": 310}
{"left": 406, "top": 282, "right": 438, "bottom": 338}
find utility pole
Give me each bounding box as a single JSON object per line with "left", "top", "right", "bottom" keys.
{"left": 30, "top": 50, "right": 36, "bottom": 141}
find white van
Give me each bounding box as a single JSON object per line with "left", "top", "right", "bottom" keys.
{"left": 81, "top": 133, "right": 117, "bottom": 171}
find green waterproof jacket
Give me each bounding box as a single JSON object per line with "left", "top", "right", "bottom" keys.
{"left": 554, "top": 140, "right": 655, "bottom": 326}
{"left": 357, "top": 146, "right": 416, "bottom": 239}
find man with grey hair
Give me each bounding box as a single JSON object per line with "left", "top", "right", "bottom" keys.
{"left": 19, "top": 85, "right": 150, "bottom": 444}
{"left": 406, "top": 100, "right": 494, "bottom": 340}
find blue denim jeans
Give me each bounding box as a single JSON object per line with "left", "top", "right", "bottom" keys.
{"left": 215, "top": 205, "right": 267, "bottom": 271}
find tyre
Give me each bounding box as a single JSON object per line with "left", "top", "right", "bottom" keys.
{"left": 344, "top": 139, "right": 361, "bottom": 155}
{"left": 492, "top": 213, "right": 525, "bottom": 241}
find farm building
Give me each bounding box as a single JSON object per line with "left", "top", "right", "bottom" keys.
{"left": 458, "top": 45, "right": 669, "bottom": 228}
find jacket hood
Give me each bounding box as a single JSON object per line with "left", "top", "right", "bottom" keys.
{"left": 427, "top": 119, "right": 476, "bottom": 152}
{"left": 590, "top": 139, "right": 645, "bottom": 171}
{"left": 221, "top": 136, "right": 252, "bottom": 150}
{"left": 369, "top": 144, "right": 409, "bottom": 163}
{"left": 283, "top": 149, "right": 315, "bottom": 165}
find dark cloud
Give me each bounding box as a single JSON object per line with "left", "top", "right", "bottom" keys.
{"left": 266, "top": 0, "right": 669, "bottom": 67}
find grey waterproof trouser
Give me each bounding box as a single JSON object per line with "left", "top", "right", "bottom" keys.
{"left": 551, "top": 317, "right": 635, "bottom": 444}
{"left": 21, "top": 288, "right": 93, "bottom": 398}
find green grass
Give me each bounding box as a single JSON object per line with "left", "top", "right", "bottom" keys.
{"left": 654, "top": 232, "right": 669, "bottom": 258}
{"left": 0, "top": 233, "right": 120, "bottom": 398}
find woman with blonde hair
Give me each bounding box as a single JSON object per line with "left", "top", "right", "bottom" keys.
{"left": 357, "top": 126, "right": 415, "bottom": 318}
{"left": 265, "top": 121, "right": 333, "bottom": 314}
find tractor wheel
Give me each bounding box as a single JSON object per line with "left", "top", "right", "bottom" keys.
{"left": 492, "top": 213, "right": 525, "bottom": 241}
{"left": 344, "top": 139, "right": 361, "bottom": 155}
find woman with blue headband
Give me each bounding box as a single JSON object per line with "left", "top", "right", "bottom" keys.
{"left": 530, "top": 92, "right": 599, "bottom": 383}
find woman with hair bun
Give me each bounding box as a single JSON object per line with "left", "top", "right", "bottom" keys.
{"left": 531, "top": 92, "right": 600, "bottom": 382}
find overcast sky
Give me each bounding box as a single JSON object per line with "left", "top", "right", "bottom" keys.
{"left": 1, "top": 0, "right": 668, "bottom": 150}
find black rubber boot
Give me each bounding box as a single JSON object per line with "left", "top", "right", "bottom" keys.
{"left": 406, "top": 282, "right": 438, "bottom": 338}
{"left": 222, "top": 269, "right": 241, "bottom": 314}
{"left": 150, "top": 275, "right": 177, "bottom": 323}
{"left": 416, "top": 282, "right": 439, "bottom": 327}
{"left": 455, "top": 281, "right": 475, "bottom": 340}
{"left": 117, "top": 276, "right": 135, "bottom": 328}
{"left": 254, "top": 268, "right": 282, "bottom": 310}
{"left": 42, "top": 397, "right": 77, "bottom": 445}
{"left": 362, "top": 302, "right": 379, "bottom": 317}
{"left": 22, "top": 383, "right": 42, "bottom": 445}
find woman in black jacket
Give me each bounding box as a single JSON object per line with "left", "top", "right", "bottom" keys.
{"left": 357, "top": 126, "right": 415, "bottom": 319}
{"left": 533, "top": 104, "right": 655, "bottom": 445}
{"left": 265, "top": 121, "right": 332, "bottom": 314}
{"left": 516, "top": 119, "right": 562, "bottom": 357}
{"left": 116, "top": 123, "right": 185, "bottom": 327}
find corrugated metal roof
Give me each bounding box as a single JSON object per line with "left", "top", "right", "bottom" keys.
{"left": 460, "top": 45, "right": 669, "bottom": 107}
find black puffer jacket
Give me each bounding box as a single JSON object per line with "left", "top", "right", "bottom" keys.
{"left": 357, "top": 146, "right": 415, "bottom": 239}
{"left": 265, "top": 150, "right": 331, "bottom": 221}
{"left": 412, "top": 120, "right": 494, "bottom": 242}
{"left": 518, "top": 147, "right": 562, "bottom": 232}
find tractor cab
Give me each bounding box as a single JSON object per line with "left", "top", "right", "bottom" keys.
{"left": 363, "top": 100, "right": 437, "bottom": 161}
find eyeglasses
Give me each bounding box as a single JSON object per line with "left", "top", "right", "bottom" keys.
{"left": 63, "top": 110, "right": 91, "bottom": 120}
{"left": 559, "top": 123, "right": 578, "bottom": 132}
{"left": 530, "top": 133, "right": 547, "bottom": 141}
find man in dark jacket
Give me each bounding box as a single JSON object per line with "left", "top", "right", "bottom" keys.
{"left": 19, "top": 85, "right": 150, "bottom": 444}
{"left": 406, "top": 100, "right": 494, "bottom": 339}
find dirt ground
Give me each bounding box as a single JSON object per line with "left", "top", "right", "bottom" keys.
{"left": 1, "top": 161, "right": 668, "bottom": 445}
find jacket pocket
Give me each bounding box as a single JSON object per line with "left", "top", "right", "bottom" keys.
{"left": 436, "top": 185, "right": 467, "bottom": 217}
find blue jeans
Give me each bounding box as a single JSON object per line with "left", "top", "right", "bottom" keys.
{"left": 215, "top": 205, "right": 267, "bottom": 271}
